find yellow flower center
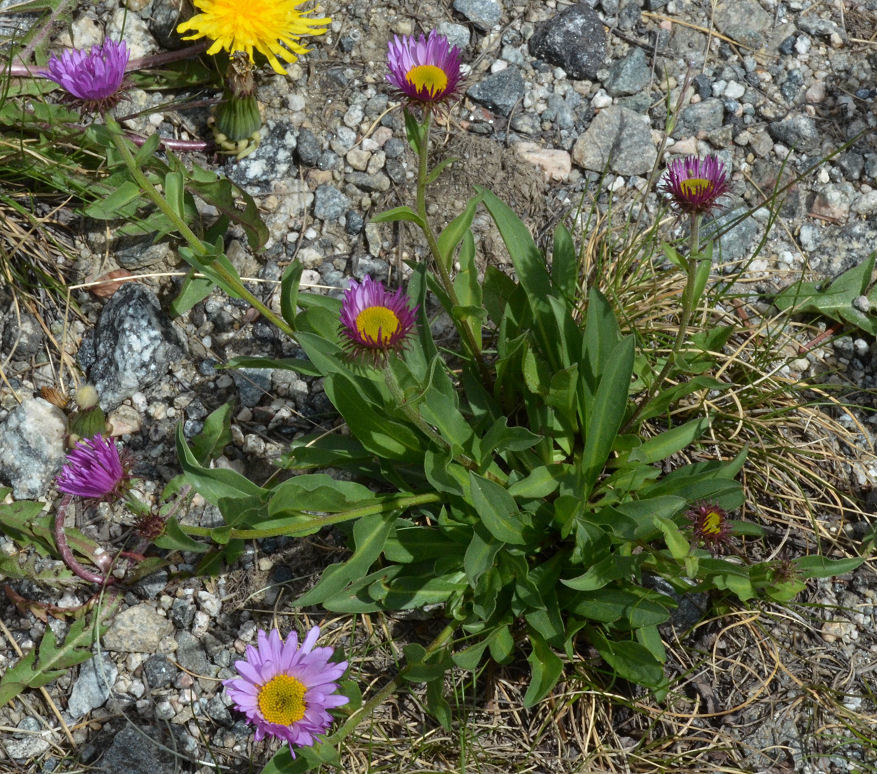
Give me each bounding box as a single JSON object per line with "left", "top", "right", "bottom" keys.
{"left": 406, "top": 64, "right": 448, "bottom": 97}
{"left": 356, "top": 305, "right": 400, "bottom": 342}
{"left": 702, "top": 510, "right": 723, "bottom": 535}
{"left": 680, "top": 178, "right": 709, "bottom": 197}
{"left": 257, "top": 674, "right": 307, "bottom": 725}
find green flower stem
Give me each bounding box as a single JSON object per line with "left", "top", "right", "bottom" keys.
{"left": 625, "top": 212, "right": 702, "bottom": 431}
{"left": 178, "top": 492, "right": 443, "bottom": 540}
{"left": 102, "top": 114, "right": 295, "bottom": 339}
{"left": 329, "top": 620, "right": 458, "bottom": 746}
{"left": 414, "top": 111, "right": 492, "bottom": 387}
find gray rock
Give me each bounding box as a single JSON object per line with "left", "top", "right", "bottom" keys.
{"left": 452, "top": 0, "right": 501, "bottom": 32}
{"left": 103, "top": 603, "right": 173, "bottom": 652}
{"left": 68, "top": 654, "right": 117, "bottom": 720}
{"left": 295, "top": 127, "right": 322, "bottom": 166}
{"left": 672, "top": 98, "right": 725, "bottom": 138}
{"left": 346, "top": 171, "right": 391, "bottom": 192}
{"left": 703, "top": 207, "right": 761, "bottom": 265}
{"left": 5, "top": 718, "right": 50, "bottom": 760}
{"left": 176, "top": 631, "right": 214, "bottom": 677}
{"left": 96, "top": 725, "right": 172, "bottom": 774}
{"left": 313, "top": 184, "right": 351, "bottom": 221}
{"left": 0, "top": 398, "right": 66, "bottom": 499}
{"left": 528, "top": 3, "right": 606, "bottom": 80}
{"left": 604, "top": 47, "right": 651, "bottom": 97}
{"left": 115, "top": 241, "right": 173, "bottom": 271}
{"left": 224, "top": 121, "right": 297, "bottom": 192}
{"left": 436, "top": 21, "right": 470, "bottom": 51}
{"left": 713, "top": 0, "right": 772, "bottom": 49}
{"left": 382, "top": 137, "right": 407, "bottom": 159}
{"left": 838, "top": 152, "right": 864, "bottom": 180}
{"left": 618, "top": 0, "right": 641, "bottom": 30}
{"left": 145, "top": 0, "right": 186, "bottom": 49}
{"left": 467, "top": 67, "right": 525, "bottom": 116}
{"left": 79, "top": 283, "right": 184, "bottom": 411}
{"left": 142, "top": 654, "right": 176, "bottom": 689}
{"left": 572, "top": 105, "right": 656, "bottom": 175}
{"left": 768, "top": 114, "right": 821, "bottom": 151}
{"left": 2, "top": 312, "right": 44, "bottom": 357}
{"left": 231, "top": 367, "right": 271, "bottom": 407}
{"left": 798, "top": 15, "right": 845, "bottom": 42}
{"left": 169, "top": 597, "right": 195, "bottom": 629}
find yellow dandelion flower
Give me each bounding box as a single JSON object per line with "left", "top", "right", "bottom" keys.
{"left": 177, "top": 0, "right": 331, "bottom": 75}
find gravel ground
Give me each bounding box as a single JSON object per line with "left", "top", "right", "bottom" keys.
{"left": 1, "top": 0, "right": 877, "bottom": 772}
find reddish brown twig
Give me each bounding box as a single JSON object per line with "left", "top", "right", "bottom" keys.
{"left": 798, "top": 324, "right": 840, "bottom": 354}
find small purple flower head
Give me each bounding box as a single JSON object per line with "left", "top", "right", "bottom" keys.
{"left": 386, "top": 30, "right": 463, "bottom": 105}
{"left": 56, "top": 434, "right": 130, "bottom": 501}
{"left": 223, "top": 627, "right": 349, "bottom": 754}
{"left": 339, "top": 275, "right": 418, "bottom": 361}
{"left": 659, "top": 154, "right": 729, "bottom": 216}
{"left": 686, "top": 502, "right": 733, "bottom": 554}
{"left": 41, "top": 40, "right": 129, "bottom": 112}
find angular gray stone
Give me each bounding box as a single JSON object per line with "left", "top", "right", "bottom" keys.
{"left": 528, "top": 3, "right": 605, "bottom": 80}
{"left": 103, "top": 603, "right": 173, "bottom": 653}
{"left": 703, "top": 207, "right": 761, "bottom": 265}
{"left": 313, "top": 184, "right": 351, "bottom": 221}
{"left": 2, "top": 312, "right": 44, "bottom": 357}
{"left": 604, "top": 47, "right": 651, "bottom": 97}
{"left": 768, "top": 114, "right": 821, "bottom": 151}
{"left": 572, "top": 105, "right": 657, "bottom": 175}
{"left": 78, "top": 283, "right": 185, "bottom": 411}
{"left": 436, "top": 21, "right": 470, "bottom": 51}
{"left": 466, "top": 67, "right": 525, "bottom": 116}
{"left": 68, "top": 654, "right": 117, "bottom": 720}
{"left": 97, "top": 725, "right": 172, "bottom": 774}
{"left": 713, "top": 0, "right": 772, "bottom": 49}
{"left": 452, "top": 0, "right": 501, "bottom": 32}
{"left": 671, "top": 98, "right": 725, "bottom": 138}
{"left": 0, "top": 398, "right": 66, "bottom": 499}
{"left": 142, "top": 654, "right": 176, "bottom": 689}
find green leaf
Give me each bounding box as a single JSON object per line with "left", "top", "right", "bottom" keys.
{"left": 590, "top": 629, "right": 665, "bottom": 689}
{"left": 188, "top": 402, "right": 233, "bottom": 464}
{"left": 384, "top": 526, "right": 459, "bottom": 564}
{"left": 268, "top": 474, "right": 378, "bottom": 517}
{"left": 0, "top": 599, "right": 118, "bottom": 707}
{"left": 507, "top": 465, "right": 561, "bottom": 499}
{"left": 370, "top": 205, "right": 426, "bottom": 228}
{"left": 170, "top": 267, "right": 215, "bottom": 317}
{"left": 463, "top": 526, "right": 502, "bottom": 585}
{"left": 84, "top": 180, "right": 142, "bottom": 220}
{"left": 153, "top": 518, "right": 208, "bottom": 553}
{"left": 164, "top": 170, "right": 186, "bottom": 219}
{"left": 562, "top": 555, "right": 639, "bottom": 591}
{"left": 437, "top": 192, "right": 483, "bottom": 272}
{"left": 280, "top": 260, "right": 303, "bottom": 331}
{"left": 176, "top": 424, "right": 267, "bottom": 505}
{"left": 294, "top": 514, "right": 394, "bottom": 607}
{"left": 628, "top": 416, "right": 711, "bottom": 465}
{"left": 469, "top": 473, "right": 530, "bottom": 545}
{"left": 425, "top": 156, "right": 457, "bottom": 185}
{"left": 523, "top": 631, "right": 563, "bottom": 707}
{"left": 581, "top": 336, "right": 634, "bottom": 492}
{"left": 654, "top": 516, "right": 690, "bottom": 560}
{"left": 551, "top": 223, "right": 578, "bottom": 299}
{"left": 794, "top": 555, "right": 864, "bottom": 578}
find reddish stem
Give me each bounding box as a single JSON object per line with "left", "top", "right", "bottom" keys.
{"left": 798, "top": 324, "right": 840, "bottom": 354}
{"left": 54, "top": 495, "right": 116, "bottom": 586}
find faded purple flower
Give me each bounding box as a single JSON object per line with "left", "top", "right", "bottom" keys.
{"left": 42, "top": 40, "right": 129, "bottom": 111}
{"left": 686, "top": 502, "right": 733, "bottom": 554}
{"left": 339, "top": 275, "right": 417, "bottom": 359}
{"left": 659, "top": 155, "right": 729, "bottom": 215}
{"left": 56, "top": 434, "right": 129, "bottom": 500}
{"left": 386, "top": 30, "right": 463, "bottom": 105}
{"left": 223, "top": 627, "right": 348, "bottom": 754}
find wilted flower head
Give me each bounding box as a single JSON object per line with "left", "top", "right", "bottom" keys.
{"left": 41, "top": 40, "right": 129, "bottom": 112}
{"left": 686, "top": 502, "right": 733, "bottom": 554}
{"left": 56, "top": 434, "right": 130, "bottom": 500}
{"left": 659, "top": 155, "right": 729, "bottom": 215}
{"left": 223, "top": 627, "right": 348, "bottom": 754}
{"left": 339, "top": 275, "right": 418, "bottom": 360}
{"left": 177, "top": 0, "right": 331, "bottom": 76}
{"left": 386, "top": 30, "right": 463, "bottom": 105}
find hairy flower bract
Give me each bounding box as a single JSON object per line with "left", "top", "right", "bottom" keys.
{"left": 56, "top": 434, "right": 130, "bottom": 500}
{"left": 687, "top": 502, "right": 733, "bottom": 554}
{"left": 177, "top": 0, "right": 331, "bottom": 75}
{"left": 659, "top": 154, "right": 729, "bottom": 215}
{"left": 339, "top": 275, "right": 417, "bottom": 359}
{"left": 223, "top": 627, "right": 348, "bottom": 754}
{"left": 42, "top": 40, "right": 129, "bottom": 111}
{"left": 386, "top": 30, "right": 463, "bottom": 105}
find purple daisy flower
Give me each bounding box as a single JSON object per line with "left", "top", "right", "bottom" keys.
{"left": 339, "top": 275, "right": 418, "bottom": 359}
{"left": 686, "top": 502, "right": 733, "bottom": 555}
{"left": 386, "top": 30, "right": 463, "bottom": 105}
{"left": 56, "top": 434, "right": 130, "bottom": 500}
{"left": 659, "top": 154, "right": 729, "bottom": 215}
{"left": 42, "top": 40, "right": 129, "bottom": 111}
{"left": 223, "top": 627, "right": 348, "bottom": 754}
